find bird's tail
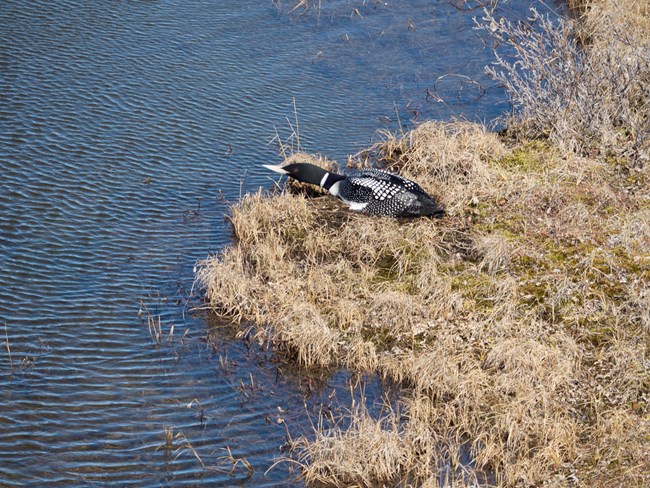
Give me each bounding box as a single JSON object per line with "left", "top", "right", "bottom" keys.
{"left": 414, "top": 197, "right": 445, "bottom": 218}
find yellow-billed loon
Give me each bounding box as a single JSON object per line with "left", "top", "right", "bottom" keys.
{"left": 263, "top": 162, "right": 444, "bottom": 218}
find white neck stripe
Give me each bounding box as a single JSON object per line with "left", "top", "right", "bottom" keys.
{"left": 319, "top": 172, "right": 329, "bottom": 188}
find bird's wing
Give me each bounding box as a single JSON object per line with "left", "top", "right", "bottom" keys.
{"left": 346, "top": 174, "right": 403, "bottom": 201}
{"left": 355, "top": 169, "right": 430, "bottom": 197}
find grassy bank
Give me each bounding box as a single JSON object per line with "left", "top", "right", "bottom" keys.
{"left": 197, "top": 2, "right": 648, "bottom": 486}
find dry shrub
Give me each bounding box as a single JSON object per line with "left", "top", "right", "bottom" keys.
{"left": 476, "top": 6, "right": 650, "bottom": 163}
{"left": 197, "top": 118, "right": 648, "bottom": 486}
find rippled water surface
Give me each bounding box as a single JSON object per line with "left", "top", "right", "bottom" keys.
{"left": 1, "top": 0, "right": 559, "bottom": 485}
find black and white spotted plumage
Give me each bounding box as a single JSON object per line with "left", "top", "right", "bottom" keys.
{"left": 334, "top": 168, "right": 439, "bottom": 217}
{"left": 263, "top": 163, "right": 444, "bottom": 218}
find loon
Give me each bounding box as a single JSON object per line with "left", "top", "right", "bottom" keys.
{"left": 263, "top": 162, "right": 444, "bottom": 218}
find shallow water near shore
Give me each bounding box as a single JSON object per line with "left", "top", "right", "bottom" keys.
{"left": 1, "top": 0, "right": 560, "bottom": 485}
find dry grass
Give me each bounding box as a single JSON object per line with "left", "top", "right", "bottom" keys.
{"left": 196, "top": 119, "right": 649, "bottom": 486}
{"left": 568, "top": 0, "right": 650, "bottom": 43}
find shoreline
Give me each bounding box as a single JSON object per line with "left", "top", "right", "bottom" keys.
{"left": 197, "top": 2, "right": 649, "bottom": 486}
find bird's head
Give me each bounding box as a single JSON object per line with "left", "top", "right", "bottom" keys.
{"left": 263, "top": 162, "right": 338, "bottom": 188}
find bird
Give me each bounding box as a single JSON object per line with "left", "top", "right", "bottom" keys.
{"left": 263, "top": 162, "right": 444, "bottom": 218}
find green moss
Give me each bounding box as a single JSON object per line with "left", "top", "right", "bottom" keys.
{"left": 360, "top": 324, "right": 398, "bottom": 352}
{"left": 448, "top": 268, "right": 501, "bottom": 314}
{"left": 371, "top": 263, "right": 418, "bottom": 295}
{"left": 516, "top": 254, "right": 545, "bottom": 270}
{"left": 604, "top": 152, "right": 630, "bottom": 169}
{"left": 611, "top": 246, "right": 648, "bottom": 276}
{"left": 475, "top": 218, "right": 526, "bottom": 239}
{"left": 370, "top": 242, "right": 428, "bottom": 294}
{"left": 281, "top": 224, "right": 309, "bottom": 245}
{"left": 467, "top": 198, "right": 527, "bottom": 238}
{"left": 517, "top": 279, "right": 549, "bottom": 306}
{"left": 373, "top": 254, "right": 399, "bottom": 282}
{"left": 496, "top": 141, "right": 556, "bottom": 172}
{"left": 510, "top": 234, "right": 649, "bottom": 341}
{"left": 605, "top": 152, "right": 648, "bottom": 187}
{"left": 582, "top": 319, "right": 620, "bottom": 348}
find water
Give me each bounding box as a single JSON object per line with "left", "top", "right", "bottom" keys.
{"left": 0, "top": 0, "right": 560, "bottom": 485}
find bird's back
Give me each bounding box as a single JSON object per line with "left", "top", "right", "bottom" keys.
{"left": 339, "top": 168, "right": 443, "bottom": 218}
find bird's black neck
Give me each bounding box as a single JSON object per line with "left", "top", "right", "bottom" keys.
{"left": 288, "top": 163, "right": 345, "bottom": 190}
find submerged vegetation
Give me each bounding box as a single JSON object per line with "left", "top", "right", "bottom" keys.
{"left": 197, "top": 1, "right": 649, "bottom": 486}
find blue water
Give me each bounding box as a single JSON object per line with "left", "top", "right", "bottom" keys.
{"left": 0, "top": 0, "right": 560, "bottom": 485}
